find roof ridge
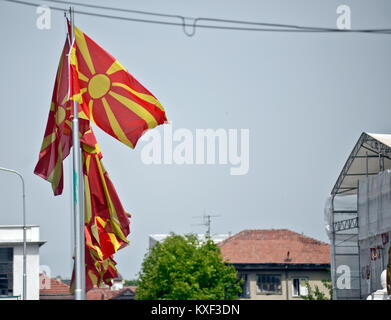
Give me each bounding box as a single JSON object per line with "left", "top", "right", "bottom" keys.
{"left": 219, "top": 229, "right": 328, "bottom": 243}
{"left": 218, "top": 229, "right": 330, "bottom": 264}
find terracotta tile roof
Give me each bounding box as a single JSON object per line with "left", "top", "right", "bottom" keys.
{"left": 39, "top": 276, "right": 72, "bottom": 297}
{"left": 87, "top": 286, "right": 137, "bottom": 300}
{"left": 129, "top": 286, "right": 138, "bottom": 294}
{"left": 39, "top": 275, "right": 137, "bottom": 300}
{"left": 218, "top": 229, "right": 330, "bottom": 264}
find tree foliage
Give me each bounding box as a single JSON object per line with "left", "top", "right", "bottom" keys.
{"left": 136, "top": 233, "right": 242, "bottom": 300}
{"left": 301, "top": 279, "right": 333, "bottom": 300}
{"left": 124, "top": 279, "right": 140, "bottom": 286}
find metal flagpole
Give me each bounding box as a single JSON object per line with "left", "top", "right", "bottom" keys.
{"left": 69, "top": 6, "right": 86, "bottom": 300}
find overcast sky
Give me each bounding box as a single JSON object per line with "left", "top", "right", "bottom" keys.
{"left": 1, "top": 0, "right": 391, "bottom": 280}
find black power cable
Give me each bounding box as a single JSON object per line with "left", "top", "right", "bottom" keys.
{"left": 3, "top": 0, "right": 391, "bottom": 36}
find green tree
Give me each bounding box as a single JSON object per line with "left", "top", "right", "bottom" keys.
{"left": 301, "top": 279, "right": 333, "bottom": 300}
{"left": 124, "top": 279, "right": 140, "bottom": 286}
{"left": 136, "top": 233, "right": 242, "bottom": 300}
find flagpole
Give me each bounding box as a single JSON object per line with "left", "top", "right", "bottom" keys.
{"left": 69, "top": 6, "right": 86, "bottom": 300}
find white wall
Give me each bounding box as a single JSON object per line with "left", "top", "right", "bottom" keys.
{"left": 0, "top": 226, "right": 40, "bottom": 242}
{"left": 0, "top": 226, "right": 42, "bottom": 300}
{"left": 12, "top": 244, "right": 40, "bottom": 300}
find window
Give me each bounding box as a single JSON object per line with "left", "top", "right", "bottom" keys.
{"left": 0, "top": 248, "right": 13, "bottom": 296}
{"left": 256, "top": 274, "right": 282, "bottom": 295}
{"left": 238, "top": 274, "right": 250, "bottom": 298}
{"left": 292, "top": 278, "right": 308, "bottom": 297}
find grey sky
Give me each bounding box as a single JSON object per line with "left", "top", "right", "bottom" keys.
{"left": 1, "top": 0, "right": 391, "bottom": 280}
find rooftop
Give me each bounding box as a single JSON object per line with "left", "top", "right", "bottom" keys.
{"left": 331, "top": 132, "right": 391, "bottom": 196}
{"left": 0, "top": 225, "right": 39, "bottom": 228}
{"left": 219, "top": 229, "right": 330, "bottom": 265}
{"left": 40, "top": 276, "right": 72, "bottom": 297}
{"left": 86, "top": 286, "right": 137, "bottom": 300}
{"left": 39, "top": 275, "right": 137, "bottom": 300}
{"left": 0, "top": 225, "right": 45, "bottom": 246}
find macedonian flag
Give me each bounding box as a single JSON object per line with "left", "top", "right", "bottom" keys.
{"left": 36, "top": 21, "right": 167, "bottom": 293}
{"left": 34, "top": 37, "right": 73, "bottom": 196}
{"left": 70, "top": 25, "right": 167, "bottom": 149}
{"left": 35, "top": 31, "right": 130, "bottom": 291}
{"left": 80, "top": 125, "right": 130, "bottom": 261}
{"left": 71, "top": 124, "right": 130, "bottom": 291}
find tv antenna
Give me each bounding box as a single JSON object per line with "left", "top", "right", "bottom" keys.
{"left": 192, "top": 209, "right": 221, "bottom": 237}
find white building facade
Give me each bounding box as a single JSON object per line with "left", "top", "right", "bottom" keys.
{"left": 0, "top": 225, "right": 45, "bottom": 300}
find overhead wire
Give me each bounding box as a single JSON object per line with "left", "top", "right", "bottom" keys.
{"left": 3, "top": 0, "right": 391, "bottom": 36}
{"left": 38, "top": 0, "right": 352, "bottom": 36}
{"left": 38, "top": 0, "right": 391, "bottom": 35}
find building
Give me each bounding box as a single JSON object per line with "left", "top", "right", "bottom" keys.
{"left": 87, "top": 286, "right": 137, "bottom": 300}
{"left": 39, "top": 276, "right": 137, "bottom": 300}
{"left": 39, "top": 276, "right": 73, "bottom": 300}
{"left": 0, "top": 225, "right": 45, "bottom": 300}
{"left": 218, "top": 229, "right": 330, "bottom": 300}
{"left": 111, "top": 274, "right": 125, "bottom": 291}
{"left": 326, "top": 132, "right": 391, "bottom": 299}
{"left": 149, "top": 233, "right": 230, "bottom": 249}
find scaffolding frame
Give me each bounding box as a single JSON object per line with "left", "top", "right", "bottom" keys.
{"left": 329, "top": 132, "right": 391, "bottom": 299}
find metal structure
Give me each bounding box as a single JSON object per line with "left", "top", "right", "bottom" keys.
{"left": 0, "top": 167, "right": 27, "bottom": 300}
{"left": 327, "top": 132, "right": 391, "bottom": 299}
{"left": 333, "top": 215, "right": 358, "bottom": 232}
{"left": 192, "top": 210, "right": 220, "bottom": 237}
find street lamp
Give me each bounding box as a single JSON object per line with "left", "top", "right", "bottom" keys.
{"left": 0, "top": 167, "right": 27, "bottom": 300}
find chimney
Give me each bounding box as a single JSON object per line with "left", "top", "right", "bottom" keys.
{"left": 284, "top": 251, "right": 292, "bottom": 262}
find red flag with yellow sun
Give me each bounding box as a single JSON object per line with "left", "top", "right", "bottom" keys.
{"left": 35, "top": 23, "right": 167, "bottom": 293}
{"left": 70, "top": 25, "right": 167, "bottom": 149}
